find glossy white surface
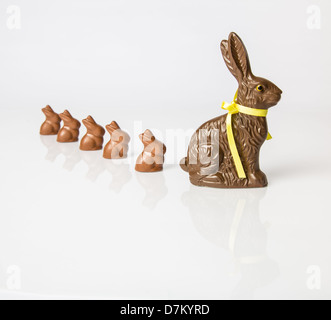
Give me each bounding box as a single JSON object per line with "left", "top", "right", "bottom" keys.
{"left": 0, "top": 107, "right": 330, "bottom": 300}
{"left": 0, "top": 0, "right": 330, "bottom": 300}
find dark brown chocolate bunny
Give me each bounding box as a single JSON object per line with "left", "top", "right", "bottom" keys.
{"left": 180, "top": 32, "right": 282, "bottom": 188}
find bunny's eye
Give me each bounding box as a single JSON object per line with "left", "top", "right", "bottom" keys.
{"left": 256, "top": 85, "right": 264, "bottom": 92}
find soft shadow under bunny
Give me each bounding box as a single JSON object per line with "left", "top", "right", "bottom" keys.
{"left": 182, "top": 187, "right": 279, "bottom": 299}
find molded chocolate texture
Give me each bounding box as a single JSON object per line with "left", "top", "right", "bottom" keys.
{"left": 135, "top": 129, "right": 166, "bottom": 173}
{"left": 180, "top": 32, "right": 282, "bottom": 188}
{"left": 103, "top": 121, "right": 131, "bottom": 159}
{"left": 80, "top": 116, "right": 105, "bottom": 151}
{"left": 40, "top": 105, "right": 61, "bottom": 135}
{"left": 57, "top": 110, "right": 81, "bottom": 143}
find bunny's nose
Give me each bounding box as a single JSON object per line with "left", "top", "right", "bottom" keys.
{"left": 276, "top": 86, "right": 282, "bottom": 95}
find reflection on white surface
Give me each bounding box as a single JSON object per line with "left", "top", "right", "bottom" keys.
{"left": 80, "top": 150, "right": 106, "bottom": 182}
{"left": 41, "top": 133, "right": 168, "bottom": 209}
{"left": 40, "top": 135, "right": 82, "bottom": 171}
{"left": 59, "top": 143, "right": 82, "bottom": 172}
{"left": 182, "top": 188, "right": 279, "bottom": 299}
{"left": 41, "top": 134, "right": 133, "bottom": 191}
{"left": 0, "top": 108, "right": 330, "bottom": 300}
{"left": 40, "top": 136, "right": 62, "bottom": 162}
{"left": 136, "top": 172, "right": 168, "bottom": 210}
{"left": 105, "top": 161, "right": 132, "bottom": 193}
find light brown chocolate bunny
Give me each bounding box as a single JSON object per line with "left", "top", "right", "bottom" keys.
{"left": 40, "top": 105, "right": 61, "bottom": 135}
{"left": 135, "top": 130, "right": 166, "bottom": 173}
{"left": 180, "top": 32, "right": 282, "bottom": 188}
{"left": 80, "top": 116, "right": 105, "bottom": 151}
{"left": 57, "top": 110, "right": 81, "bottom": 143}
{"left": 103, "top": 121, "right": 130, "bottom": 159}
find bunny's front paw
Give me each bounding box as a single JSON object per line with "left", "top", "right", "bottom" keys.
{"left": 248, "top": 170, "right": 268, "bottom": 188}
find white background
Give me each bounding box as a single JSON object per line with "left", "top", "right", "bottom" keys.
{"left": 0, "top": 0, "right": 330, "bottom": 300}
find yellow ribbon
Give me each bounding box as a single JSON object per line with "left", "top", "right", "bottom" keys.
{"left": 221, "top": 92, "right": 272, "bottom": 179}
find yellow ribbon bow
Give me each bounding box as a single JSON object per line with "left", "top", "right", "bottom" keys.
{"left": 221, "top": 91, "right": 272, "bottom": 179}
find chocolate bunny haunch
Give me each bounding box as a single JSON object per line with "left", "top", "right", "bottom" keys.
{"left": 80, "top": 116, "right": 105, "bottom": 151}
{"left": 180, "top": 32, "right": 282, "bottom": 188}
{"left": 57, "top": 110, "right": 81, "bottom": 143}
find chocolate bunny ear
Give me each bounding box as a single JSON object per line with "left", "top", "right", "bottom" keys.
{"left": 221, "top": 40, "right": 238, "bottom": 80}
{"left": 221, "top": 32, "right": 252, "bottom": 81}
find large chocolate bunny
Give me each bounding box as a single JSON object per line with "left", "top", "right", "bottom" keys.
{"left": 180, "top": 32, "right": 282, "bottom": 188}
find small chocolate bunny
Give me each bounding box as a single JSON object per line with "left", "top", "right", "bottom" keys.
{"left": 135, "top": 130, "right": 166, "bottom": 173}
{"left": 80, "top": 116, "right": 105, "bottom": 151}
{"left": 57, "top": 110, "right": 81, "bottom": 143}
{"left": 40, "top": 105, "right": 61, "bottom": 135}
{"left": 103, "top": 121, "right": 131, "bottom": 159}
{"left": 180, "top": 32, "right": 282, "bottom": 188}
